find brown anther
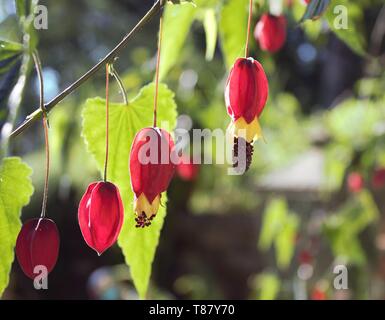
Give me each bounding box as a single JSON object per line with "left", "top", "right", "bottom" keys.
{"left": 134, "top": 211, "right": 154, "bottom": 228}
{"left": 233, "top": 137, "right": 254, "bottom": 173}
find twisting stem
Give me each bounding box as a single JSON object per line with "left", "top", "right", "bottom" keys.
{"left": 10, "top": 0, "right": 164, "bottom": 138}
{"left": 109, "top": 63, "right": 128, "bottom": 105}
{"left": 245, "top": 0, "right": 253, "bottom": 57}
{"left": 104, "top": 64, "right": 110, "bottom": 182}
{"left": 32, "top": 51, "right": 49, "bottom": 219}
{"left": 153, "top": 9, "right": 164, "bottom": 128}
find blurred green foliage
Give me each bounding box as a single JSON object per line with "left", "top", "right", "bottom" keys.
{"left": 0, "top": 0, "right": 385, "bottom": 299}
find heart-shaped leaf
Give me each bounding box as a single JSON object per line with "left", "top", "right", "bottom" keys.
{"left": 0, "top": 157, "right": 34, "bottom": 297}
{"left": 82, "top": 83, "right": 177, "bottom": 299}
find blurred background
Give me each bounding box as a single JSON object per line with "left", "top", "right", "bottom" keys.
{"left": 1, "top": 0, "right": 385, "bottom": 299}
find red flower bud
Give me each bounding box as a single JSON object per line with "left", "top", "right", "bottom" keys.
{"left": 311, "top": 288, "right": 327, "bottom": 300}
{"left": 78, "top": 181, "right": 124, "bottom": 255}
{"left": 298, "top": 250, "right": 313, "bottom": 265}
{"left": 226, "top": 57, "right": 268, "bottom": 125}
{"left": 225, "top": 57, "right": 268, "bottom": 172}
{"left": 254, "top": 14, "right": 287, "bottom": 53}
{"left": 372, "top": 168, "right": 385, "bottom": 189}
{"left": 130, "top": 127, "right": 175, "bottom": 228}
{"left": 176, "top": 155, "right": 200, "bottom": 181}
{"left": 347, "top": 172, "right": 364, "bottom": 193}
{"left": 16, "top": 218, "right": 60, "bottom": 279}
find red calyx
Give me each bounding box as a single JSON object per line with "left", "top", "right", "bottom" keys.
{"left": 176, "top": 155, "right": 199, "bottom": 181}
{"left": 347, "top": 172, "right": 364, "bottom": 193}
{"left": 225, "top": 57, "right": 269, "bottom": 122}
{"left": 254, "top": 14, "right": 287, "bottom": 53}
{"left": 130, "top": 127, "right": 176, "bottom": 227}
{"left": 16, "top": 218, "right": 60, "bottom": 279}
{"left": 78, "top": 181, "right": 124, "bottom": 255}
{"left": 372, "top": 168, "right": 385, "bottom": 189}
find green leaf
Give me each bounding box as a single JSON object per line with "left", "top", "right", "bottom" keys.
{"left": 323, "top": 190, "right": 379, "bottom": 265}
{"left": 203, "top": 8, "right": 218, "bottom": 61}
{"left": 15, "top": 0, "right": 39, "bottom": 18}
{"left": 168, "top": 0, "right": 195, "bottom": 4}
{"left": 252, "top": 273, "right": 281, "bottom": 300}
{"left": 258, "top": 198, "right": 288, "bottom": 251}
{"left": 159, "top": 2, "right": 197, "bottom": 80}
{"left": 325, "top": 0, "right": 367, "bottom": 56}
{"left": 219, "top": 0, "right": 248, "bottom": 70}
{"left": 82, "top": 83, "right": 178, "bottom": 299}
{"left": 326, "top": 98, "right": 381, "bottom": 149}
{"left": 275, "top": 213, "right": 299, "bottom": 269}
{"left": 0, "top": 157, "right": 34, "bottom": 297}
{"left": 15, "top": 0, "right": 28, "bottom": 18}
{"left": 0, "top": 40, "right": 23, "bottom": 61}
{"left": 0, "top": 16, "right": 23, "bottom": 44}
{"left": 259, "top": 197, "right": 299, "bottom": 270}
{"left": 300, "top": 0, "right": 330, "bottom": 22}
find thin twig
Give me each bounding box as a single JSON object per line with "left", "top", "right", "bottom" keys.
{"left": 153, "top": 9, "right": 164, "bottom": 128}
{"left": 32, "top": 51, "right": 49, "bottom": 219}
{"left": 104, "top": 64, "right": 109, "bottom": 182}
{"left": 245, "top": 0, "right": 253, "bottom": 58}
{"left": 10, "top": 0, "right": 164, "bottom": 138}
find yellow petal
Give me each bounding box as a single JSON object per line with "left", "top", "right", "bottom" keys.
{"left": 134, "top": 193, "right": 160, "bottom": 219}
{"left": 229, "top": 117, "right": 264, "bottom": 142}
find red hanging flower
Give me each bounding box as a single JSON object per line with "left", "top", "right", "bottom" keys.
{"left": 78, "top": 181, "right": 124, "bottom": 255}
{"left": 372, "top": 168, "right": 385, "bottom": 189}
{"left": 225, "top": 57, "right": 269, "bottom": 171}
{"left": 16, "top": 218, "right": 60, "bottom": 279}
{"left": 130, "top": 127, "right": 175, "bottom": 228}
{"left": 254, "top": 14, "right": 287, "bottom": 53}
{"left": 176, "top": 155, "right": 200, "bottom": 181}
{"left": 347, "top": 172, "right": 364, "bottom": 193}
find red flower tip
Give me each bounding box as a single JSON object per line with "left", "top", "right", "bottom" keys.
{"left": 16, "top": 218, "right": 60, "bottom": 279}
{"left": 347, "top": 172, "right": 364, "bottom": 193}
{"left": 372, "top": 168, "right": 385, "bottom": 189}
{"left": 225, "top": 57, "right": 269, "bottom": 123}
{"left": 254, "top": 14, "right": 287, "bottom": 53}
{"left": 130, "top": 127, "right": 176, "bottom": 227}
{"left": 176, "top": 155, "right": 200, "bottom": 181}
{"left": 78, "top": 181, "right": 124, "bottom": 255}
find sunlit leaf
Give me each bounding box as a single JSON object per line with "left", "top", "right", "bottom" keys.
{"left": 0, "top": 157, "right": 34, "bottom": 297}
{"left": 323, "top": 190, "right": 379, "bottom": 265}
{"left": 259, "top": 197, "right": 288, "bottom": 251}
{"left": 82, "top": 83, "right": 177, "bottom": 299}
{"left": 219, "top": 0, "right": 248, "bottom": 70}
{"left": 252, "top": 272, "right": 281, "bottom": 300}
{"left": 275, "top": 213, "right": 299, "bottom": 269}
{"left": 159, "top": 2, "right": 197, "bottom": 80}
{"left": 325, "top": 0, "right": 367, "bottom": 56}
{"left": 0, "top": 40, "right": 23, "bottom": 61}
{"left": 203, "top": 8, "right": 217, "bottom": 61}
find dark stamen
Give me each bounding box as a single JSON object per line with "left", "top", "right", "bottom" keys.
{"left": 135, "top": 211, "right": 156, "bottom": 228}
{"left": 233, "top": 137, "right": 254, "bottom": 173}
